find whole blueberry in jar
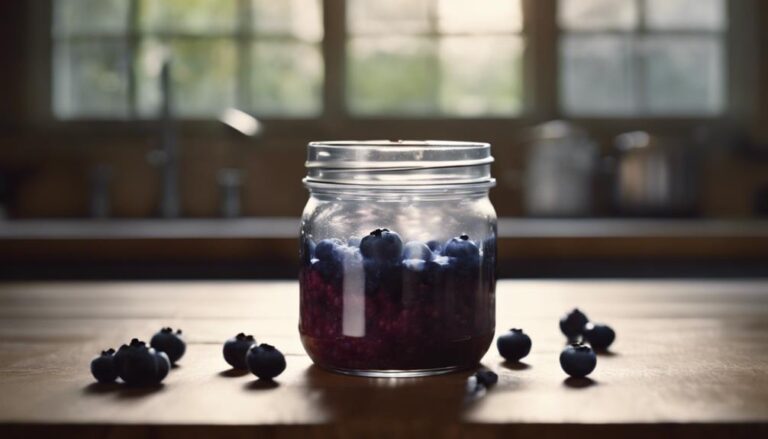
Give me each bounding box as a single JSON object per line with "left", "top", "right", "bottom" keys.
{"left": 299, "top": 141, "right": 497, "bottom": 377}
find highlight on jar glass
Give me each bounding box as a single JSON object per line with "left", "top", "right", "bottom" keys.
{"left": 299, "top": 140, "right": 498, "bottom": 377}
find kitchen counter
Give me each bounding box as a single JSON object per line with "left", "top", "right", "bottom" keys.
{"left": 2, "top": 219, "right": 767, "bottom": 279}
{"left": 2, "top": 217, "right": 768, "bottom": 239}
{"left": 1, "top": 279, "right": 767, "bottom": 438}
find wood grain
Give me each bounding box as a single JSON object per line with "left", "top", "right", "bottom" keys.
{"left": 0, "top": 280, "right": 767, "bottom": 438}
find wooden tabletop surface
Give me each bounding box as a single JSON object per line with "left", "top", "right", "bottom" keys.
{"left": 0, "top": 280, "right": 767, "bottom": 438}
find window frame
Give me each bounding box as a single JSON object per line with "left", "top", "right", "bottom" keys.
{"left": 26, "top": 0, "right": 762, "bottom": 142}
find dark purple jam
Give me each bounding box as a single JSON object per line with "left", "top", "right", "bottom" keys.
{"left": 299, "top": 229, "right": 496, "bottom": 373}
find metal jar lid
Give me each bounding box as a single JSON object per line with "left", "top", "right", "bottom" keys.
{"left": 304, "top": 140, "right": 495, "bottom": 189}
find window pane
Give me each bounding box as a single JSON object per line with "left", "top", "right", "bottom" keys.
{"left": 645, "top": 0, "right": 726, "bottom": 30}
{"left": 54, "top": 0, "right": 129, "bottom": 36}
{"left": 250, "top": 42, "right": 323, "bottom": 116}
{"left": 251, "top": 0, "right": 323, "bottom": 42}
{"left": 137, "top": 39, "right": 236, "bottom": 117}
{"left": 347, "top": 37, "right": 436, "bottom": 115}
{"left": 560, "top": 35, "right": 634, "bottom": 115}
{"left": 140, "top": 0, "right": 238, "bottom": 33}
{"left": 347, "top": 0, "right": 430, "bottom": 35}
{"left": 643, "top": 37, "right": 723, "bottom": 115}
{"left": 53, "top": 40, "right": 129, "bottom": 118}
{"left": 439, "top": 36, "right": 522, "bottom": 116}
{"left": 558, "top": 0, "right": 637, "bottom": 30}
{"left": 437, "top": 0, "right": 523, "bottom": 34}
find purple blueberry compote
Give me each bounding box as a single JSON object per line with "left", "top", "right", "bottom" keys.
{"left": 300, "top": 228, "right": 496, "bottom": 375}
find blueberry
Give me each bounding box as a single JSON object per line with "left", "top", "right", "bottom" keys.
{"left": 403, "top": 241, "right": 433, "bottom": 261}
{"left": 155, "top": 351, "right": 171, "bottom": 382}
{"left": 426, "top": 240, "right": 443, "bottom": 254}
{"left": 443, "top": 235, "right": 480, "bottom": 268}
{"left": 473, "top": 368, "right": 498, "bottom": 387}
{"left": 496, "top": 328, "right": 532, "bottom": 362}
{"left": 466, "top": 369, "right": 498, "bottom": 396}
{"left": 150, "top": 327, "right": 186, "bottom": 364}
{"left": 113, "top": 338, "right": 169, "bottom": 386}
{"left": 223, "top": 333, "right": 257, "bottom": 370}
{"left": 359, "top": 228, "right": 403, "bottom": 263}
{"left": 466, "top": 375, "right": 483, "bottom": 395}
{"left": 90, "top": 348, "right": 118, "bottom": 383}
{"left": 559, "top": 342, "right": 597, "bottom": 378}
{"left": 583, "top": 323, "right": 615, "bottom": 351}
{"left": 246, "top": 343, "right": 286, "bottom": 380}
{"left": 559, "top": 308, "right": 589, "bottom": 338}
{"left": 315, "top": 239, "right": 343, "bottom": 261}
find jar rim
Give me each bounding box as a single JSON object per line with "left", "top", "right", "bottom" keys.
{"left": 305, "top": 140, "right": 495, "bottom": 188}
{"left": 308, "top": 140, "right": 490, "bottom": 148}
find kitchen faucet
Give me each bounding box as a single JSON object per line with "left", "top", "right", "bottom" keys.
{"left": 147, "top": 59, "right": 180, "bottom": 218}
{"left": 147, "top": 54, "right": 262, "bottom": 219}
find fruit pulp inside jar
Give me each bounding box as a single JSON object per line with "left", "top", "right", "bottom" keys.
{"left": 299, "top": 233, "right": 495, "bottom": 373}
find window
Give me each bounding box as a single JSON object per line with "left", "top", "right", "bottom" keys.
{"left": 51, "top": 0, "right": 732, "bottom": 121}
{"left": 346, "top": 0, "right": 524, "bottom": 116}
{"left": 558, "top": 0, "right": 726, "bottom": 116}
{"left": 53, "top": 0, "right": 323, "bottom": 119}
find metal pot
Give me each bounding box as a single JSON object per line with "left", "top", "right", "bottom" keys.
{"left": 523, "top": 121, "right": 597, "bottom": 217}
{"left": 613, "top": 131, "right": 699, "bottom": 216}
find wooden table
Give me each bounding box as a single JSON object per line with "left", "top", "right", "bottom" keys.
{"left": 0, "top": 280, "right": 767, "bottom": 438}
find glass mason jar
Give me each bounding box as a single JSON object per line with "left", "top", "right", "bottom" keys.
{"left": 299, "top": 140, "right": 497, "bottom": 377}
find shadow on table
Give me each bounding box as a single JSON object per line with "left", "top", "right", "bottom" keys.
{"left": 82, "top": 382, "right": 121, "bottom": 395}
{"left": 81, "top": 382, "right": 165, "bottom": 398}
{"left": 116, "top": 383, "right": 165, "bottom": 398}
{"left": 595, "top": 349, "right": 619, "bottom": 357}
{"left": 245, "top": 379, "right": 280, "bottom": 390}
{"left": 501, "top": 360, "right": 531, "bottom": 371}
{"left": 219, "top": 368, "right": 250, "bottom": 378}
{"left": 563, "top": 377, "right": 597, "bottom": 389}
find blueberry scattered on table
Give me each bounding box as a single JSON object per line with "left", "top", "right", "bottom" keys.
{"left": 155, "top": 351, "right": 171, "bottom": 381}
{"left": 474, "top": 368, "right": 498, "bottom": 387}
{"left": 113, "top": 338, "right": 170, "bottom": 386}
{"left": 246, "top": 343, "right": 286, "bottom": 380}
{"left": 223, "top": 333, "right": 257, "bottom": 370}
{"left": 497, "top": 328, "right": 532, "bottom": 362}
{"left": 559, "top": 308, "right": 589, "bottom": 339}
{"left": 559, "top": 342, "right": 597, "bottom": 378}
{"left": 150, "top": 327, "right": 186, "bottom": 364}
{"left": 466, "top": 369, "right": 498, "bottom": 397}
{"left": 583, "top": 323, "right": 615, "bottom": 351}
{"left": 90, "top": 348, "right": 118, "bottom": 383}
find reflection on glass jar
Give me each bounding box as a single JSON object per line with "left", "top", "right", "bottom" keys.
{"left": 299, "top": 141, "right": 497, "bottom": 377}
